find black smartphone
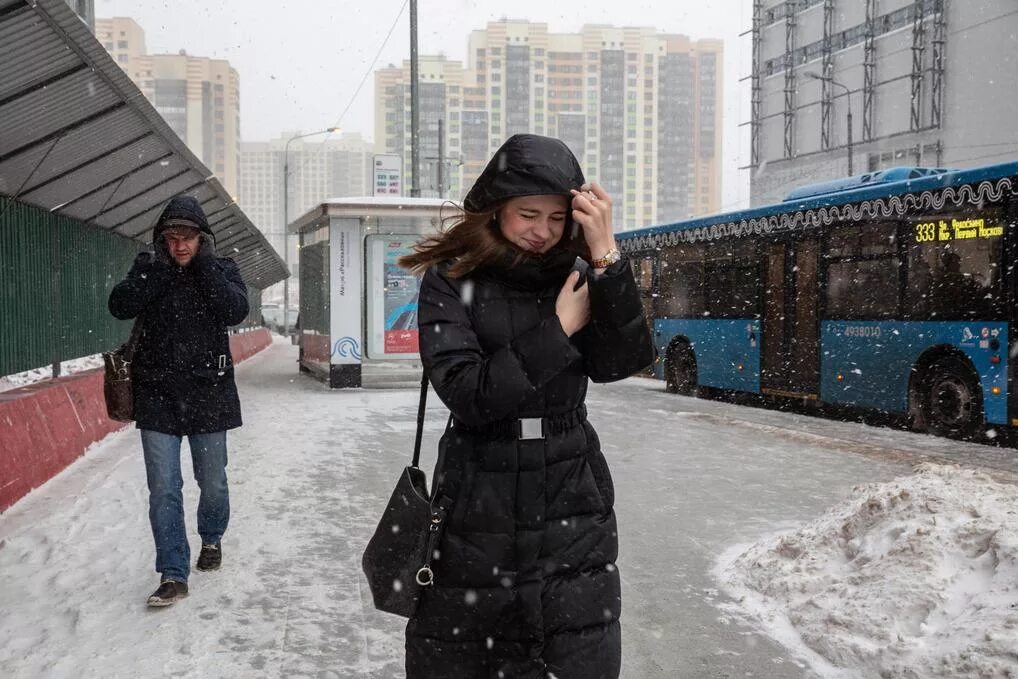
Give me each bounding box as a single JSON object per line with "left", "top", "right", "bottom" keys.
{"left": 570, "top": 256, "right": 589, "bottom": 290}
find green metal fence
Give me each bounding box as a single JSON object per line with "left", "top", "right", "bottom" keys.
{"left": 1, "top": 196, "right": 264, "bottom": 377}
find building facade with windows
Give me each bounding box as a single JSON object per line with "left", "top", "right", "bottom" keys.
{"left": 748, "top": 0, "right": 1018, "bottom": 206}
{"left": 238, "top": 133, "right": 373, "bottom": 296}
{"left": 238, "top": 133, "right": 374, "bottom": 258}
{"left": 374, "top": 21, "right": 723, "bottom": 230}
{"left": 376, "top": 56, "right": 467, "bottom": 201}
{"left": 95, "top": 17, "right": 146, "bottom": 70}
{"left": 96, "top": 17, "right": 241, "bottom": 198}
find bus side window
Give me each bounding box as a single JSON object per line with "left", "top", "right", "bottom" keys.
{"left": 824, "top": 222, "right": 900, "bottom": 320}
{"left": 631, "top": 256, "right": 654, "bottom": 293}
{"left": 657, "top": 244, "right": 705, "bottom": 318}
{"left": 631, "top": 255, "right": 656, "bottom": 321}
{"left": 905, "top": 211, "right": 1003, "bottom": 320}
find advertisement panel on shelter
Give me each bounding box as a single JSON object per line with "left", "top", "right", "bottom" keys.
{"left": 365, "top": 236, "right": 420, "bottom": 359}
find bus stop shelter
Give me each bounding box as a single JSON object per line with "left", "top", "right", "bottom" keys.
{"left": 289, "top": 197, "right": 448, "bottom": 388}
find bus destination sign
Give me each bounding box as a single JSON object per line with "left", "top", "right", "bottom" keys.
{"left": 913, "top": 217, "right": 1004, "bottom": 243}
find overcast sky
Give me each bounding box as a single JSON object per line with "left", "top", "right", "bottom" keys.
{"left": 96, "top": 0, "right": 752, "bottom": 207}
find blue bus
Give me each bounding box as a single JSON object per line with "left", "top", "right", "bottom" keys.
{"left": 618, "top": 161, "right": 1017, "bottom": 439}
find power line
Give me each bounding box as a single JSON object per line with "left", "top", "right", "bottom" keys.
{"left": 327, "top": 0, "right": 410, "bottom": 134}
{"left": 294, "top": 0, "right": 410, "bottom": 176}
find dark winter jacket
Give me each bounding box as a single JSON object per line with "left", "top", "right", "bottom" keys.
{"left": 405, "top": 250, "right": 653, "bottom": 679}
{"left": 108, "top": 251, "right": 249, "bottom": 435}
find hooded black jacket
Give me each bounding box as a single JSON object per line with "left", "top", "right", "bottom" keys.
{"left": 405, "top": 250, "right": 653, "bottom": 679}
{"left": 108, "top": 196, "right": 249, "bottom": 435}
{"left": 108, "top": 251, "right": 248, "bottom": 435}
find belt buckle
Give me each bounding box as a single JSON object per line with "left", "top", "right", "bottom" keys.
{"left": 517, "top": 418, "right": 544, "bottom": 440}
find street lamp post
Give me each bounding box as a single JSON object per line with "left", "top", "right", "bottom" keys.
{"left": 409, "top": 0, "right": 420, "bottom": 197}
{"left": 805, "top": 71, "right": 853, "bottom": 175}
{"left": 282, "top": 127, "right": 339, "bottom": 337}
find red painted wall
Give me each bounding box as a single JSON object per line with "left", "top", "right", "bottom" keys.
{"left": 0, "top": 328, "right": 272, "bottom": 513}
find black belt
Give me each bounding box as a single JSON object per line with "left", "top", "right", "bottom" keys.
{"left": 452, "top": 405, "right": 587, "bottom": 440}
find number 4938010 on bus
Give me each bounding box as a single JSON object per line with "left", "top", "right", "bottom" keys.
{"left": 618, "top": 161, "right": 1018, "bottom": 440}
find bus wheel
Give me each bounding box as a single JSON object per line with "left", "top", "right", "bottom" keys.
{"left": 919, "top": 357, "right": 982, "bottom": 438}
{"left": 665, "top": 345, "right": 697, "bottom": 396}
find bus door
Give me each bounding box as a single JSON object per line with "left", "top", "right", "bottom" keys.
{"left": 761, "top": 235, "right": 820, "bottom": 398}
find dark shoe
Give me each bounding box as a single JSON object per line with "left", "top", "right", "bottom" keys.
{"left": 147, "top": 579, "right": 188, "bottom": 607}
{"left": 196, "top": 543, "right": 222, "bottom": 571}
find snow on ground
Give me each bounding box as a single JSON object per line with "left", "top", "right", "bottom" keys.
{"left": 0, "top": 337, "right": 415, "bottom": 678}
{"left": 0, "top": 354, "right": 104, "bottom": 393}
{"left": 715, "top": 463, "right": 1018, "bottom": 679}
{"left": 4, "top": 335, "right": 1018, "bottom": 678}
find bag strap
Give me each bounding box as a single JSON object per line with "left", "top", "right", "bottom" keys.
{"left": 412, "top": 370, "right": 454, "bottom": 508}
{"left": 122, "top": 316, "right": 145, "bottom": 362}
{"left": 411, "top": 370, "right": 428, "bottom": 468}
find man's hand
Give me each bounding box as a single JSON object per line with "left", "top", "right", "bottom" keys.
{"left": 196, "top": 234, "right": 216, "bottom": 261}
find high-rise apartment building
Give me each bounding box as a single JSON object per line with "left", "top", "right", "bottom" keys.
{"left": 748, "top": 0, "right": 1018, "bottom": 206}
{"left": 376, "top": 56, "right": 468, "bottom": 200}
{"left": 374, "top": 21, "right": 723, "bottom": 230}
{"left": 95, "top": 17, "right": 241, "bottom": 198}
{"left": 95, "top": 17, "right": 146, "bottom": 69}
{"left": 238, "top": 133, "right": 374, "bottom": 286}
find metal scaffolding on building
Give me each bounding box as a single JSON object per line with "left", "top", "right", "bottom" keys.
{"left": 820, "top": 0, "right": 835, "bottom": 150}
{"left": 910, "top": 0, "right": 928, "bottom": 132}
{"left": 783, "top": 3, "right": 797, "bottom": 159}
{"left": 930, "top": 0, "right": 947, "bottom": 129}
{"left": 863, "top": 0, "right": 877, "bottom": 141}
{"left": 750, "top": 0, "right": 763, "bottom": 168}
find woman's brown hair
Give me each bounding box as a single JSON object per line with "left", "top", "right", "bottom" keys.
{"left": 399, "top": 204, "right": 589, "bottom": 278}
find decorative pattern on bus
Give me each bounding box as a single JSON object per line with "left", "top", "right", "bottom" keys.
{"left": 618, "top": 178, "right": 1012, "bottom": 251}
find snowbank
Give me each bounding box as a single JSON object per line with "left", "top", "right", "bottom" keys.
{"left": 716, "top": 463, "right": 1018, "bottom": 679}
{"left": 0, "top": 354, "right": 103, "bottom": 393}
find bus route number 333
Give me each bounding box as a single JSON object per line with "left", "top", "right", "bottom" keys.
{"left": 914, "top": 221, "right": 940, "bottom": 242}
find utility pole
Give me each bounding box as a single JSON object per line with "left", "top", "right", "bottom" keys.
{"left": 437, "top": 117, "right": 445, "bottom": 199}
{"left": 409, "top": 0, "right": 420, "bottom": 197}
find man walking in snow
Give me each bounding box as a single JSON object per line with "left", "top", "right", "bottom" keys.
{"left": 108, "top": 195, "right": 249, "bottom": 607}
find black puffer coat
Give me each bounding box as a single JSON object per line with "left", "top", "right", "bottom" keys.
{"left": 406, "top": 251, "right": 653, "bottom": 679}
{"left": 108, "top": 252, "right": 249, "bottom": 435}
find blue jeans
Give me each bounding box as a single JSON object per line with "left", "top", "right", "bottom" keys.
{"left": 140, "top": 430, "right": 230, "bottom": 582}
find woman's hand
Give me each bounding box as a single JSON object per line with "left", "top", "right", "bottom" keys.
{"left": 570, "top": 182, "right": 617, "bottom": 265}
{"left": 556, "top": 271, "right": 591, "bottom": 337}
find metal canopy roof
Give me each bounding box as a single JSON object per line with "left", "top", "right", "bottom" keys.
{"left": 0, "top": 0, "right": 288, "bottom": 289}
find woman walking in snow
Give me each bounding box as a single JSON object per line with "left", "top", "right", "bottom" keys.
{"left": 399, "top": 134, "right": 654, "bottom": 678}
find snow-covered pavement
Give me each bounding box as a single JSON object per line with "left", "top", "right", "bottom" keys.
{"left": 2, "top": 336, "right": 1016, "bottom": 678}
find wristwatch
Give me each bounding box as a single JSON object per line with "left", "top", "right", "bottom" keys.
{"left": 590, "top": 248, "right": 621, "bottom": 269}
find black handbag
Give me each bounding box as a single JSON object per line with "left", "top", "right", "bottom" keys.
{"left": 102, "top": 317, "right": 143, "bottom": 422}
{"left": 361, "top": 372, "right": 451, "bottom": 618}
